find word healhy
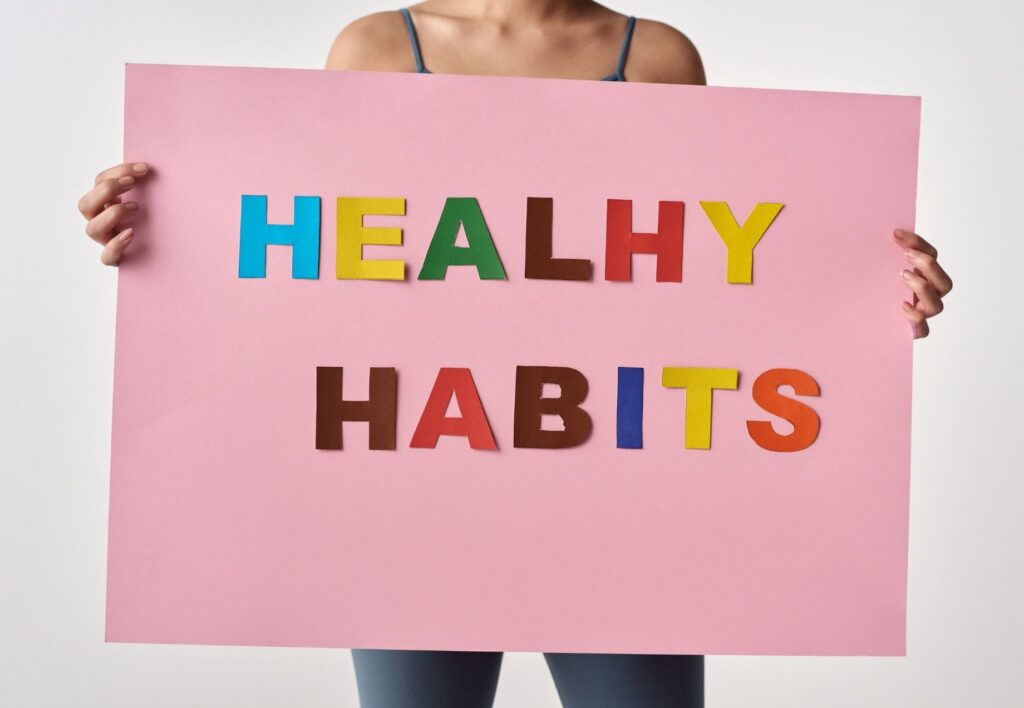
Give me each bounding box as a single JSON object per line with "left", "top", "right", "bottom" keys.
{"left": 316, "top": 366, "right": 821, "bottom": 453}
{"left": 238, "top": 196, "right": 784, "bottom": 282}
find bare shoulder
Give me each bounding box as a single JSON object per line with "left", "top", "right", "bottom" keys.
{"left": 324, "top": 11, "right": 416, "bottom": 71}
{"left": 625, "top": 19, "right": 706, "bottom": 85}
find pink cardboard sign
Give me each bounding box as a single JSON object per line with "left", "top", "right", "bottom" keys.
{"left": 107, "top": 64, "right": 920, "bottom": 655}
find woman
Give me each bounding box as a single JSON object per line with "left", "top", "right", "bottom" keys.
{"left": 77, "top": 2, "right": 953, "bottom": 706}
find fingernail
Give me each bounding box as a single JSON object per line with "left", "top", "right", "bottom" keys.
{"left": 905, "top": 248, "right": 920, "bottom": 261}
{"left": 901, "top": 301, "right": 914, "bottom": 313}
{"left": 132, "top": 162, "right": 149, "bottom": 173}
{"left": 893, "top": 229, "right": 907, "bottom": 239}
{"left": 118, "top": 175, "right": 135, "bottom": 186}
{"left": 124, "top": 201, "right": 138, "bottom": 211}
{"left": 901, "top": 269, "right": 913, "bottom": 280}
{"left": 121, "top": 228, "right": 134, "bottom": 241}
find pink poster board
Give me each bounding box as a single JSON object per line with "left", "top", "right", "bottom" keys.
{"left": 107, "top": 64, "right": 919, "bottom": 655}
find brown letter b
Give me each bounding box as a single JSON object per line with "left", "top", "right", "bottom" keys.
{"left": 513, "top": 366, "right": 593, "bottom": 449}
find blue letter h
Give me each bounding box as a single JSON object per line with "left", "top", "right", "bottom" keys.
{"left": 239, "top": 195, "right": 321, "bottom": 279}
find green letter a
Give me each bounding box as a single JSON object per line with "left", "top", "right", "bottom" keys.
{"left": 418, "top": 197, "right": 507, "bottom": 280}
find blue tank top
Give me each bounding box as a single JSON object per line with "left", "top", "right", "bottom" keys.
{"left": 398, "top": 8, "right": 636, "bottom": 82}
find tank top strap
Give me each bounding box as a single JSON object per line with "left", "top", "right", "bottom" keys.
{"left": 610, "top": 16, "right": 637, "bottom": 81}
{"left": 399, "top": 8, "right": 429, "bottom": 73}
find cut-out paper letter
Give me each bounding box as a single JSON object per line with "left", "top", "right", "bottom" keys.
{"left": 418, "top": 197, "right": 507, "bottom": 280}
{"left": 604, "top": 199, "right": 684, "bottom": 282}
{"left": 336, "top": 197, "right": 406, "bottom": 280}
{"left": 410, "top": 368, "right": 498, "bottom": 450}
{"left": 524, "top": 197, "right": 592, "bottom": 281}
{"left": 239, "top": 195, "right": 320, "bottom": 279}
{"left": 661, "top": 367, "right": 739, "bottom": 449}
{"left": 315, "top": 367, "right": 397, "bottom": 450}
{"left": 700, "top": 201, "right": 784, "bottom": 284}
{"left": 616, "top": 367, "right": 644, "bottom": 449}
{"left": 746, "top": 368, "right": 821, "bottom": 452}
{"left": 513, "top": 366, "right": 593, "bottom": 449}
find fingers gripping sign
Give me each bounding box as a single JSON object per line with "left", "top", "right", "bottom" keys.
{"left": 79, "top": 162, "right": 151, "bottom": 266}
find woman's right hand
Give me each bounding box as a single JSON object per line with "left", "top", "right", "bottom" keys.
{"left": 78, "top": 162, "right": 151, "bottom": 265}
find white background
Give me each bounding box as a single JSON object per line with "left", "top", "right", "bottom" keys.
{"left": 1, "top": 1, "right": 1021, "bottom": 706}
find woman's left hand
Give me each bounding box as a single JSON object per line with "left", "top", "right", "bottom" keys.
{"left": 894, "top": 229, "right": 953, "bottom": 339}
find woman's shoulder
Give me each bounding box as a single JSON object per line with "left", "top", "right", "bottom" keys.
{"left": 325, "top": 10, "right": 417, "bottom": 71}
{"left": 625, "top": 18, "right": 706, "bottom": 85}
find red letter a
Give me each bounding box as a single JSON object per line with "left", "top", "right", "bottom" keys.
{"left": 410, "top": 368, "right": 498, "bottom": 450}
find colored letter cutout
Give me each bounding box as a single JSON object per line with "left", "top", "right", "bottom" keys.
{"left": 604, "top": 199, "right": 684, "bottom": 282}
{"left": 513, "top": 366, "right": 593, "bottom": 449}
{"left": 524, "top": 197, "right": 592, "bottom": 281}
{"left": 418, "top": 198, "right": 507, "bottom": 280}
{"left": 315, "top": 367, "right": 397, "bottom": 450}
{"left": 336, "top": 197, "right": 406, "bottom": 280}
{"left": 616, "top": 367, "right": 644, "bottom": 449}
{"left": 746, "top": 368, "right": 821, "bottom": 452}
{"left": 662, "top": 367, "right": 739, "bottom": 449}
{"left": 239, "top": 195, "right": 320, "bottom": 279}
{"left": 410, "top": 368, "right": 498, "bottom": 450}
{"left": 700, "top": 201, "right": 784, "bottom": 284}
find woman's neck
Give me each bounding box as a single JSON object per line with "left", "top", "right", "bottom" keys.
{"left": 467, "top": 0, "right": 597, "bottom": 24}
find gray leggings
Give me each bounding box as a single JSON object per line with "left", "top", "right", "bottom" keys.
{"left": 352, "top": 649, "right": 704, "bottom": 708}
